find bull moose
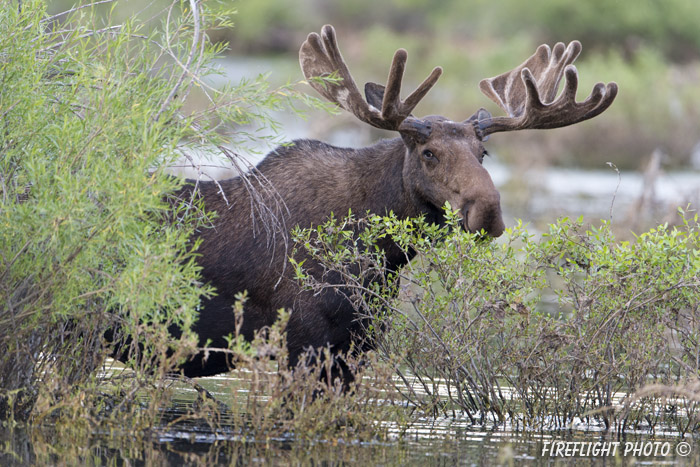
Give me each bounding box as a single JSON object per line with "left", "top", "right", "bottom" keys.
{"left": 135, "top": 25, "right": 618, "bottom": 385}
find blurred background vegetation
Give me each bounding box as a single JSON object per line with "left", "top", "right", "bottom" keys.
{"left": 46, "top": 0, "right": 700, "bottom": 170}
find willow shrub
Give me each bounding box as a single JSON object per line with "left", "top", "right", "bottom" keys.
{"left": 0, "top": 0, "right": 327, "bottom": 425}
{"left": 292, "top": 208, "right": 700, "bottom": 431}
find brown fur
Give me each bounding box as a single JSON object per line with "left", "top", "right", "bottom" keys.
{"left": 174, "top": 122, "right": 504, "bottom": 380}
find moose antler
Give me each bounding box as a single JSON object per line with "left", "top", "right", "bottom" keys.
{"left": 478, "top": 41, "right": 618, "bottom": 136}
{"left": 299, "top": 25, "right": 442, "bottom": 134}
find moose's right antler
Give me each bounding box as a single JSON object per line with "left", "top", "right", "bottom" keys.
{"left": 478, "top": 41, "right": 618, "bottom": 136}
{"left": 299, "top": 25, "right": 443, "bottom": 134}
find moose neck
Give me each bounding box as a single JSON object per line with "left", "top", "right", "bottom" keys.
{"left": 351, "top": 138, "right": 432, "bottom": 222}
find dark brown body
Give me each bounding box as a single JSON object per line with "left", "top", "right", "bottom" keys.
{"left": 177, "top": 134, "right": 500, "bottom": 377}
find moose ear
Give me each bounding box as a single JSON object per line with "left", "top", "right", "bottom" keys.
{"left": 364, "top": 82, "right": 385, "bottom": 110}
{"left": 465, "top": 108, "right": 492, "bottom": 141}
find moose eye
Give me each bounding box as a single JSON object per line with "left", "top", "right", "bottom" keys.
{"left": 422, "top": 149, "right": 437, "bottom": 161}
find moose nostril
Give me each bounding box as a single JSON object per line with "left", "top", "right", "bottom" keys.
{"left": 460, "top": 205, "right": 472, "bottom": 231}
{"left": 461, "top": 200, "right": 474, "bottom": 217}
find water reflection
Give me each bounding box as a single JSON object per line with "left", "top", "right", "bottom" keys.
{"left": 3, "top": 368, "right": 699, "bottom": 466}
{"left": 2, "top": 414, "right": 696, "bottom": 466}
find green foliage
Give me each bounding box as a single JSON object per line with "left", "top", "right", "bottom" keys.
{"left": 0, "top": 0, "right": 208, "bottom": 421}
{"left": 293, "top": 208, "right": 700, "bottom": 431}
{"left": 492, "top": 0, "right": 700, "bottom": 62}
{"left": 0, "top": 0, "right": 329, "bottom": 425}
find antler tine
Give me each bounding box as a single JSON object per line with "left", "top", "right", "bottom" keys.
{"left": 300, "top": 25, "right": 381, "bottom": 126}
{"left": 381, "top": 48, "right": 408, "bottom": 122}
{"left": 478, "top": 41, "right": 618, "bottom": 136}
{"left": 300, "top": 25, "right": 442, "bottom": 132}
{"left": 400, "top": 62, "right": 443, "bottom": 118}
{"left": 381, "top": 49, "right": 443, "bottom": 125}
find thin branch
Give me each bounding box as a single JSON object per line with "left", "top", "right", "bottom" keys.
{"left": 153, "top": 0, "right": 201, "bottom": 123}
{"left": 39, "top": 0, "right": 118, "bottom": 24}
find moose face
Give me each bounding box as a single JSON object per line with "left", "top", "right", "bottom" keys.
{"left": 401, "top": 117, "right": 505, "bottom": 238}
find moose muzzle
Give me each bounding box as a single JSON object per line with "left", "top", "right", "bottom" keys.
{"left": 463, "top": 194, "right": 505, "bottom": 238}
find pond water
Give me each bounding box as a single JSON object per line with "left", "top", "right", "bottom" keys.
{"left": 2, "top": 387, "right": 698, "bottom": 466}
{"left": 2, "top": 366, "right": 698, "bottom": 465}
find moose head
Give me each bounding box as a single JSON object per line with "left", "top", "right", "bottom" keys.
{"left": 299, "top": 25, "right": 618, "bottom": 238}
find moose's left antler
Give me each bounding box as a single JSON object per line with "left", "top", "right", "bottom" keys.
{"left": 477, "top": 41, "right": 618, "bottom": 136}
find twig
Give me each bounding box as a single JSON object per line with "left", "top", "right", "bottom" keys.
{"left": 606, "top": 162, "right": 621, "bottom": 223}
{"left": 153, "top": 0, "right": 201, "bottom": 123}
{"left": 39, "top": 0, "right": 118, "bottom": 24}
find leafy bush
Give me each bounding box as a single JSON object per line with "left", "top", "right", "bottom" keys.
{"left": 293, "top": 208, "right": 700, "bottom": 431}
{"left": 0, "top": 0, "right": 326, "bottom": 425}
